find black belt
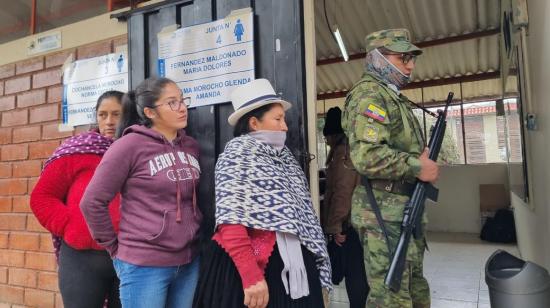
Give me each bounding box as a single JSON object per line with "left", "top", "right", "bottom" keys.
{"left": 370, "top": 179, "right": 415, "bottom": 196}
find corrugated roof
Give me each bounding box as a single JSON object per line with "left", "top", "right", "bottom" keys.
{"left": 316, "top": 0, "right": 499, "bottom": 59}
{"left": 315, "top": 0, "right": 512, "bottom": 101}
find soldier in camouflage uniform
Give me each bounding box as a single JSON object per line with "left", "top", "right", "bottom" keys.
{"left": 342, "top": 29, "right": 440, "bottom": 308}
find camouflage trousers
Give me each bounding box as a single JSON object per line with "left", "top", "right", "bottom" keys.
{"left": 352, "top": 189, "right": 430, "bottom": 308}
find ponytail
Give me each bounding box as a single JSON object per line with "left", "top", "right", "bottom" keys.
{"left": 115, "top": 77, "right": 175, "bottom": 138}
{"left": 117, "top": 91, "right": 140, "bottom": 138}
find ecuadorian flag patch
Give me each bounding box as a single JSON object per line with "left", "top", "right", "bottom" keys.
{"left": 363, "top": 104, "right": 386, "bottom": 122}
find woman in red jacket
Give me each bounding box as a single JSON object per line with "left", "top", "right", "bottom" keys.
{"left": 30, "top": 91, "right": 124, "bottom": 308}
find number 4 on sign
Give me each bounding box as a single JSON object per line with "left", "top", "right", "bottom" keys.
{"left": 216, "top": 35, "right": 222, "bottom": 44}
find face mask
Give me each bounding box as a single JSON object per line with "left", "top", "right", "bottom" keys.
{"left": 248, "top": 130, "right": 287, "bottom": 150}
{"left": 365, "top": 49, "right": 411, "bottom": 89}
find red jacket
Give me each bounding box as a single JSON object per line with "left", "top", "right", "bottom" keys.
{"left": 31, "top": 154, "right": 120, "bottom": 251}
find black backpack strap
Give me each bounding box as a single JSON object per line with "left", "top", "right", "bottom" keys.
{"left": 361, "top": 176, "right": 393, "bottom": 255}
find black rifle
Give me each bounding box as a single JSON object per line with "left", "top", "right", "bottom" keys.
{"left": 384, "top": 92, "right": 454, "bottom": 292}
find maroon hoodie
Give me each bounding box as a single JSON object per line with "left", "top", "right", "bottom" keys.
{"left": 80, "top": 125, "right": 202, "bottom": 266}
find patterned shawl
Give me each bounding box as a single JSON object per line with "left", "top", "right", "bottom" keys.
{"left": 215, "top": 135, "right": 332, "bottom": 290}
{"left": 44, "top": 130, "right": 113, "bottom": 169}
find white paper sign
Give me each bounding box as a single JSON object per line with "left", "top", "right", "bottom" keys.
{"left": 157, "top": 9, "right": 254, "bottom": 108}
{"left": 28, "top": 31, "right": 62, "bottom": 55}
{"left": 62, "top": 52, "right": 129, "bottom": 126}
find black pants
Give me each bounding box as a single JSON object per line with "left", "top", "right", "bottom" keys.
{"left": 58, "top": 241, "right": 121, "bottom": 308}
{"left": 328, "top": 227, "right": 369, "bottom": 308}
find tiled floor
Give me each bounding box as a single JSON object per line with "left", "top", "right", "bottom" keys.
{"left": 329, "top": 232, "right": 518, "bottom": 308}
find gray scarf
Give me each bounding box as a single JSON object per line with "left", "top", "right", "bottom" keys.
{"left": 276, "top": 232, "right": 310, "bottom": 299}
{"left": 365, "top": 48, "right": 411, "bottom": 89}
{"left": 248, "top": 130, "right": 286, "bottom": 151}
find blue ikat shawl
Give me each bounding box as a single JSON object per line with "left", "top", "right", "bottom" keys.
{"left": 215, "top": 135, "right": 332, "bottom": 290}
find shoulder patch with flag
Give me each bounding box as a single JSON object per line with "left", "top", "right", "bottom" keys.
{"left": 363, "top": 104, "right": 386, "bottom": 122}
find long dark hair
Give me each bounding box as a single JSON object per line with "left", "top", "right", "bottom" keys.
{"left": 95, "top": 90, "right": 124, "bottom": 112}
{"left": 233, "top": 103, "right": 278, "bottom": 137}
{"left": 116, "top": 77, "right": 175, "bottom": 138}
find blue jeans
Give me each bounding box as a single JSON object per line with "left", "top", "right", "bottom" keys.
{"left": 112, "top": 257, "right": 199, "bottom": 308}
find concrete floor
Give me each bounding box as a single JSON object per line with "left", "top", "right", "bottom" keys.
{"left": 329, "top": 232, "right": 518, "bottom": 308}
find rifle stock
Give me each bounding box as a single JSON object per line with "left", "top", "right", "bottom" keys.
{"left": 384, "top": 92, "right": 454, "bottom": 292}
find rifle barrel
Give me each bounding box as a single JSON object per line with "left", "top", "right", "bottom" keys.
{"left": 383, "top": 92, "right": 454, "bottom": 292}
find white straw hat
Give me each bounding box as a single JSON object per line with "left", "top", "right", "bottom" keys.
{"left": 228, "top": 79, "right": 292, "bottom": 126}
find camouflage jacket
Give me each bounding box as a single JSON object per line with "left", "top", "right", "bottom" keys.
{"left": 342, "top": 72, "right": 425, "bottom": 183}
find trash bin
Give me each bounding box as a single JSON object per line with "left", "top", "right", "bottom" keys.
{"left": 485, "top": 249, "right": 550, "bottom": 308}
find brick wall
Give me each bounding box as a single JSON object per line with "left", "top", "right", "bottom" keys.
{"left": 0, "top": 35, "right": 127, "bottom": 308}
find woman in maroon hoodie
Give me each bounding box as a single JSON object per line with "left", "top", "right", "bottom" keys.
{"left": 80, "top": 77, "right": 202, "bottom": 308}
{"left": 31, "top": 91, "right": 124, "bottom": 308}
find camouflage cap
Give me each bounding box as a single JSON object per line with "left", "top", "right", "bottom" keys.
{"left": 365, "top": 28, "right": 422, "bottom": 55}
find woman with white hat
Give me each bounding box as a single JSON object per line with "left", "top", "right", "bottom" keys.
{"left": 193, "top": 79, "right": 331, "bottom": 308}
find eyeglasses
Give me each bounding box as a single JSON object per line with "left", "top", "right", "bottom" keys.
{"left": 153, "top": 97, "right": 191, "bottom": 111}
{"left": 382, "top": 52, "right": 418, "bottom": 65}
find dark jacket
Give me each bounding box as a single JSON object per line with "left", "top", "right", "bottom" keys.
{"left": 323, "top": 137, "right": 360, "bottom": 234}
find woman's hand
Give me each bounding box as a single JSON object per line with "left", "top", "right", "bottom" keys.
{"left": 244, "top": 279, "right": 269, "bottom": 308}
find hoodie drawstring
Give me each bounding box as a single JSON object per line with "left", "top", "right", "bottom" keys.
{"left": 140, "top": 128, "right": 196, "bottom": 224}
{"left": 162, "top": 140, "right": 184, "bottom": 223}
{"left": 166, "top": 148, "right": 199, "bottom": 223}
{"left": 175, "top": 179, "right": 182, "bottom": 223}
{"left": 186, "top": 153, "right": 198, "bottom": 217}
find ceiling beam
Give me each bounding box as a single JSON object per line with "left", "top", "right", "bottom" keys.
{"left": 401, "top": 71, "right": 502, "bottom": 89}
{"left": 316, "top": 71, "right": 512, "bottom": 100}
{"left": 317, "top": 28, "right": 501, "bottom": 66}
{"left": 316, "top": 93, "right": 519, "bottom": 115}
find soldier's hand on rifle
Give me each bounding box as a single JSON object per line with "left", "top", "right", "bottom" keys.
{"left": 418, "top": 148, "right": 439, "bottom": 183}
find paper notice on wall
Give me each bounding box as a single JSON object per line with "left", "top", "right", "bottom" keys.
{"left": 62, "top": 52, "right": 129, "bottom": 126}
{"left": 157, "top": 9, "right": 254, "bottom": 108}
